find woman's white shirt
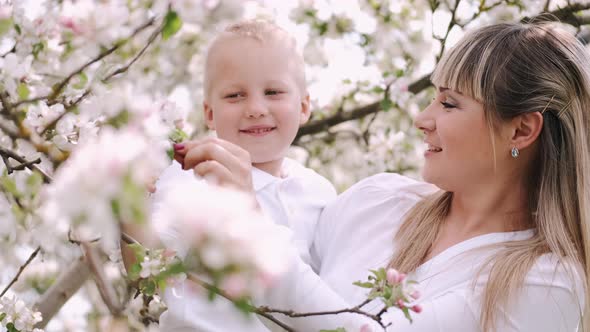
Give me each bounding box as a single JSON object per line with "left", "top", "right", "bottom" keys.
{"left": 261, "top": 173, "right": 586, "bottom": 331}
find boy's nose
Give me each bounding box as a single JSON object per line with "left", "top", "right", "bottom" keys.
{"left": 245, "top": 98, "right": 268, "bottom": 118}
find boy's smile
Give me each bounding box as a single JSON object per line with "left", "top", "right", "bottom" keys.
{"left": 239, "top": 125, "right": 277, "bottom": 137}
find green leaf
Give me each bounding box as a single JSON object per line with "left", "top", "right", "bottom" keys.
{"left": 166, "top": 148, "right": 174, "bottom": 160}
{"left": 232, "top": 297, "right": 255, "bottom": 315}
{"left": 13, "top": 24, "right": 21, "bottom": 35}
{"left": 0, "top": 312, "right": 6, "bottom": 322}
{"left": 72, "top": 72, "right": 88, "bottom": 89}
{"left": 1, "top": 175, "right": 20, "bottom": 198}
{"left": 375, "top": 267, "right": 387, "bottom": 281}
{"left": 26, "top": 172, "right": 43, "bottom": 194}
{"left": 32, "top": 41, "right": 45, "bottom": 58}
{"left": 111, "top": 199, "right": 121, "bottom": 218}
{"left": 139, "top": 278, "right": 156, "bottom": 296}
{"left": 168, "top": 128, "right": 188, "bottom": 143}
{"left": 402, "top": 306, "right": 413, "bottom": 323}
{"left": 319, "top": 328, "right": 347, "bottom": 332}
{"left": 383, "top": 285, "right": 392, "bottom": 299}
{"left": 380, "top": 97, "right": 394, "bottom": 112}
{"left": 106, "top": 110, "right": 130, "bottom": 128}
{"left": 162, "top": 11, "right": 182, "bottom": 40}
{"left": 352, "top": 281, "right": 374, "bottom": 289}
{"left": 17, "top": 83, "right": 30, "bottom": 99}
{"left": 127, "top": 243, "right": 147, "bottom": 263}
{"left": 128, "top": 262, "right": 142, "bottom": 281}
{"left": 6, "top": 322, "right": 19, "bottom": 332}
{"left": 0, "top": 18, "right": 13, "bottom": 36}
{"left": 371, "top": 86, "right": 385, "bottom": 94}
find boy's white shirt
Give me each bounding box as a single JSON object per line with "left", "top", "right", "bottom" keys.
{"left": 153, "top": 158, "right": 337, "bottom": 332}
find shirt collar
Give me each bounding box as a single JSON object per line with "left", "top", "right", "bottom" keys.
{"left": 252, "top": 165, "right": 280, "bottom": 191}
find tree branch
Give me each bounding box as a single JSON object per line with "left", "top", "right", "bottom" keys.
{"left": 0, "top": 146, "right": 52, "bottom": 183}
{"left": 0, "top": 247, "right": 41, "bottom": 298}
{"left": 34, "top": 255, "right": 91, "bottom": 329}
{"left": 81, "top": 242, "right": 124, "bottom": 315}
{"left": 297, "top": 4, "right": 590, "bottom": 140}
{"left": 39, "top": 17, "right": 165, "bottom": 137}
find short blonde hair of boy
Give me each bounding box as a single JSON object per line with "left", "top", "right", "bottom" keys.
{"left": 203, "top": 19, "right": 307, "bottom": 98}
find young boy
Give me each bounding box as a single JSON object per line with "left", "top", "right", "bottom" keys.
{"left": 153, "top": 20, "right": 337, "bottom": 332}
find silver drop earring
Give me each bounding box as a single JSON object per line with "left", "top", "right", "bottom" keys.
{"left": 511, "top": 147, "right": 520, "bottom": 158}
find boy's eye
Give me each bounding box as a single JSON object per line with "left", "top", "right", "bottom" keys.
{"left": 265, "top": 89, "right": 282, "bottom": 96}
{"left": 224, "top": 92, "right": 244, "bottom": 99}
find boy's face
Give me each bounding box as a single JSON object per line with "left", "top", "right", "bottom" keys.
{"left": 203, "top": 36, "right": 310, "bottom": 165}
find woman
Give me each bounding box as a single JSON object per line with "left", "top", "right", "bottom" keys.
{"left": 258, "top": 22, "right": 589, "bottom": 331}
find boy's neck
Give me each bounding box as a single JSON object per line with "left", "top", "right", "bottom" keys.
{"left": 253, "top": 158, "right": 285, "bottom": 178}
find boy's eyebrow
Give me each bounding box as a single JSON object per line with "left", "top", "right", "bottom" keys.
{"left": 266, "top": 79, "right": 290, "bottom": 87}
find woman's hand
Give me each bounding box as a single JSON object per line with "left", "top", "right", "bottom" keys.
{"left": 173, "top": 137, "right": 255, "bottom": 195}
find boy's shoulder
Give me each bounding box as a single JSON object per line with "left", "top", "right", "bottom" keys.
{"left": 282, "top": 158, "right": 336, "bottom": 197}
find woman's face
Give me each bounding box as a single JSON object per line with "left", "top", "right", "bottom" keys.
{"left": 414, "top": 87, "right": 509, "bottom": 192}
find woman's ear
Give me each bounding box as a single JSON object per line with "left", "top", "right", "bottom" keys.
{"left": 203, "top": 101, "right": 215, "bottom": 130}
{"left": 510, "top": 112, "right": 544, "bottom": 150}
{"left": 299, "top": 94, "right": 311, "bottom": 125}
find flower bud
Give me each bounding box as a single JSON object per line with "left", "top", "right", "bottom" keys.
{"left": 411, "top": 304, "right": 423, "bottom": 313}
{"left": 386, "top": 268, "right": 400, "bottom": 285}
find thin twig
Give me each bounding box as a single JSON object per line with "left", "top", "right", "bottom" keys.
{"left": 186, "top": 273, "right": 297, "bottom": 332}
{"left": 39, "top": 16, "right": 163, "bottom": 137}
{"left": 39, "top": 88, "right": 92, "bottom": 137}
{"left": 103, "top": 19, "right": 166, "bottom": 82}
{"left": 48, "top": 17, "right": 156, "bottom": 101}
{"left": 12, "top": 95, "right": 52, "bottom": 108}
{"left": 0, "top": 247, "right": 41, "bottom": 298}
{"left": 0, "top": 146, "right": 52, "bottom": 183}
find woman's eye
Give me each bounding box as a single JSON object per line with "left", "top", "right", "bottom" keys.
{"left": 440, "top": 101, "right": 456, "bottom": 109}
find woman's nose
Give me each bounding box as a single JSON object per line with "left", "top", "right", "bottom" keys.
{"left": 414, "top": 102, "right": 436, "bottom": 133}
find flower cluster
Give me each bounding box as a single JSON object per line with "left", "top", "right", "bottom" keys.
{"left": 353, "top": 267, "right": 422, "bottom": 323}
{"left": 151, "top": 178, "right": 291, "bottom": 300}
{"left": 37, "top": 128, "right": 169, "bottom": 253}
{"left": 0, "top": 293, "right": 43, "bottom": 332}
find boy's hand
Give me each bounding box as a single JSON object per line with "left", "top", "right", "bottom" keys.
{"left": 173, "top": 137, "right": 255, "bottom": 194}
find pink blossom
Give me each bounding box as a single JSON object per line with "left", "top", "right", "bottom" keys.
{"left": 360, "top": 323, "right": 373, "bottom": 332}
{"left": 411, "top": 304, "right": 423, "bottom": 313}
{"left": 396, "top": 299, "right": 405, "bottom": 308}
{"left": 411, "top": 290, "right": 421, "bottom": 300}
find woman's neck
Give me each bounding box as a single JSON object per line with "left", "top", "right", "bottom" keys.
{"left": 446, "top": 179, "right": 533, "bottom": 235}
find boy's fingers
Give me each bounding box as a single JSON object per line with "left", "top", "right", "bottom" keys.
{"left": 206, "top": 138, "right": 250, "bottom": 162}
{"left": 177, "top": 137, "right": 250, "bottom": 162}
{"left": 193, "top": 160, "right": 233, "bottom": 185}
{"left": 183, "top": 143, "right": 245, "bottom": 176}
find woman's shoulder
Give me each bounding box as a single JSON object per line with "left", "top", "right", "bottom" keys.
{"left": 340, "top": 173, "right": 438, "bottom": 202}
{"left": 526, "top": 253, "right": 586, "bottom": 296}
{"left": 320, "top": 173, "right": 438, "bottom": 230}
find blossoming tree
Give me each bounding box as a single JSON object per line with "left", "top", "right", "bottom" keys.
{"left": 0, "top": 0, "right": 588, "bottom": 331}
